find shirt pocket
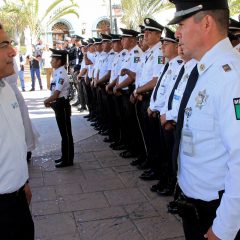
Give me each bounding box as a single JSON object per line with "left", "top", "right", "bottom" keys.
{"left": 190, "top": 113, "right": 214, "bottom": 132}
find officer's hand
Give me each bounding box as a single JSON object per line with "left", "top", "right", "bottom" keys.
{"left": 160, "top": 114, "right": 167, "bottom": 126}
{"left": 24, "top": 183, "right": 32, "bottom": 205}
{"left": 120, "top": 68, "right": 127, "bottom": 76}
{"left": 44, "top": 100, "right": 50, "bottom": 108}
{"left": 130, "top": 94, "right": 136, "bottom": 104}
{"left": 137, "top": 95, "right": 143, "bottom": 101}
{"left": 164, "top": 122, "right": 175, "bottom": 131}
{"left": 147, "top": 107, "right": 153, "bottom": 117}
{"left": 204, "top": 227, "right": 220, "bottom": 240}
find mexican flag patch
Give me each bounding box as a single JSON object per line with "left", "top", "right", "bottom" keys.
{"left": 233, "top": 98, "right": 240, "bottom": 120}
{"left": 58, "top": 78, "right": 64, "bottom": 85}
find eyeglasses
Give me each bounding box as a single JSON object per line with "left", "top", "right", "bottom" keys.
{"left": 0, "top": 40, "right": 11, "bottom": 49}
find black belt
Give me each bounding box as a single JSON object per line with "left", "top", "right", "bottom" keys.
{"left": 121, "top": 89, "right": 129, "bottom": 95}
{"left": 0, "top": 185, "right": 25, "bottom": 200}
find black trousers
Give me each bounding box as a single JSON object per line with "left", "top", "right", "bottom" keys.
{"left": 177, "top": 188, "right": 240, "bottom": 240}
{"left": 52, "top": 98, "right": 74, "bottom": 163}
{"left": 0, "top": 187, "right": 34, "bottom": 240}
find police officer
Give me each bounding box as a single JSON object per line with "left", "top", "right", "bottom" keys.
{"left": 44, "top": 49, "right": 74, "bottom": 168}
{"left": 169, "top": 0, "right": 240, "bottom": 239}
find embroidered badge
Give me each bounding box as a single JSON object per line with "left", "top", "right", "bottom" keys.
{"left": 58, "top": 78, "right": 64, "bottom": 85}
{"left": 222, "top": 64, "right": 232, "bottom": 72}
{"left": 134, "top": 50, "right": 139, "bottom": 54}
{"left": 145, "top": 18, "right": 150, "bottom": 24}
{"left": 233, "top": 98, "right": 240, "bottom": 120}
{"left": 195, "top": 89, "right": 208, "bottom": 109}
{"left": 158, "top": 56, "right": 164, "bottom": 64}
{"left": 134, "top": 57, "right": 140, "bottom": 63}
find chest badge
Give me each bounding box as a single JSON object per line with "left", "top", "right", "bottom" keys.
{"left": 195, "top": 89, "right": 208, "bottom": 109}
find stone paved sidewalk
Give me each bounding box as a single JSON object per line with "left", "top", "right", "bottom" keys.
{"left": 29, "top": 134, "right": 184, "bottom": 240}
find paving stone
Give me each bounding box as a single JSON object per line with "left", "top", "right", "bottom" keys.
{"left": 134, "top": 216, "right": 184, "bottom": 240}
{"left": 32, "top": 200, "right": 59, "bottom": 216}
{"left": 31, "top": 186, "right": 56, "bottom": 202}
{"left": 77, "top": 217, "right": 144, "bottom": 240}
{"left": 112, "top": 165, "right": 136, "bottom": 173}
{"left": 82, "top": 168, "right": 116, "bottom": 180}
{"left": 98, "top": 157, "right": 130, "bottom": 168}
{"left": 58, "top": 192, "right": 109, "bottom": 212}
{"left": 80, "top": 176, "right": 124, "bottom": 192}
{"left": 44, "top": 169, "right": 84, "bottom": 185}
{"left": 28, "top": 166, "right": 43, "bottom": 178}
{"left": 79, "top": 160, "right": 101, "bottom": 170}
{"left": 35, "top": 231, "right": 80, "bottom": 240}
{"left": 124, "top": 202, "right": 159, "bottom": 219}
{"left": 29, "top": 177, "right": 44, "bottom": 188}
{"left": 93, "top": 150, "right": 117, "bottom": 159}
{"left": 74, "top": 152, "right": 96, "bottom": 162}
{"left": 104, "top": 188, "right": 147, "bottom": 206}
{"left": 119, "top": 171, "right": 157, "bottom": 189}
{"left": 74, "top": 206, "right": 127, "bottom": 223}
{"left": 55, "top": 183, "right": 83, "bottom": 196}
{"left": 34, "top": 213, "right": 77, "bottom": 239}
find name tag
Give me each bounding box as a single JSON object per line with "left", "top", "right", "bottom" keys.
{"left": 182, "top": 128, "right": 194, "bottom": 156}
{"left": 173, "top": 89, "right": 183, "bottom": 101}
{"left": 159, "top": 85, "right": 165, "bottom": 95}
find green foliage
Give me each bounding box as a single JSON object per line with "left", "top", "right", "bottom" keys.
{"left": 229, "top": 0, "right": 240, "bottom": 16}
{"left": 0, "top": 0, "right": 80, "bottom": 45}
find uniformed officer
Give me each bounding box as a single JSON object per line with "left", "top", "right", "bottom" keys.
{"left": 229, "top": 18, "right": 240, "bottom": 52}
{"left": 44, "top": 49, "right": 74, "bottom": 168}
{"left": 0, "top": 23, "right": 34, "bottom": 240}
{"left": 132, "top": 18, "right": 165, "bottom": 173}
{"left": 169, "top": 0, "right": 240, "bottom": 239}
{"left": 114, "top": 28, "right": 143, "bottom": 157}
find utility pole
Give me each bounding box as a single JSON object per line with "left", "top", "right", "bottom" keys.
{"left": 109, "top": 0, "right": 113, "bottom": 33}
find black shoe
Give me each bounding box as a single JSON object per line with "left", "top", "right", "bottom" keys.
{"left": 27, "top": 151, "right": 32, "bottom": 162}
{"left": 72, "top": 101, "right": 80, "bottom": 107}
{"left": 54, "top": 158, "right": 62, "bottom": 164}
{"left": 29, "top": 88, "right": 35, "bottom": 91}
{"left": 103, "top": 137, "right": 114, "bottom": 143}
{"left": 99, "top": 130, "right": 109, "bottom": 136}
{"left": 112, "top": 144, "right": 127, "bottom": 151}
{"left": 167, "top": 201, "right": 179, "bottom": 214}
{"left": 130, "top": 159, "right": 143, "bottom": 166}
{"left": 55, "top": 161, "right": 73, "bottom": 168}
{"left": 139, "top": 171, "right": 159, "bottom": 181}
{"left": 137, "top": 160, "right": 151, "bottom": 170}
{"left": 157, "top": 187, "right": 174, "bottom": 196}
{"left": 119, "top": 150, "right": 135, "bottom": 158}
{"left": 40, "top": 86, "right": 43, "bottom": 90}
{"left": 83, "top": 114, "right": 91, "bottom": 119}
{"left": 150, "top": 181, "right": 165, "bottom": 192}
{"left": 22, "top": 89, "right": 25, "bottom": 92}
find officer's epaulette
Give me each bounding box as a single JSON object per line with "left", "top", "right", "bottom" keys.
{"left": 134, "top": 50, "right": 139, "bottom": 54}
{"left": 177, "top": 60, "right": 183, "bottom": 64}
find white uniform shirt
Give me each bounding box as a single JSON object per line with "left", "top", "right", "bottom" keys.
{"left": 138, "top": 42, "right": 165, "bottom": 87}
{"left": 109, "top": 49, "right": 128, "bottom": 83}
{"left": 164, "top": 59, "right": 197, "bottom": 122}
{"left": 80, "top": 58, "right": 87, "bottom": 77}
{"left": 135, "top": 51, "right": 148, "bottom": 88}
{"left": 118, "top": 45, "right": 143, "bottom": 89}
{"left": 234, "top": 42, "right": 240, "bottom": 53}
{"left": 51, "top": 66, "right": 70, "bottom": 99}
{"left": 149, "top": 56, "right": 183, "bottom": 112}
{"left": 0, "top": 80, "right": 28, "bottom": 194}
{"left": 93, "top": 51, "right": 101, "bottom": 79}
{"left": 87, "top": 52, "right": 95, "bottom": 78}
{"left": 178, "top": 38, "right": 240, "bottom": 240}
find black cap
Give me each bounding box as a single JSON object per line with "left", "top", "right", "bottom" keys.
{"left": 75, "top": 35, "right": 84, "bottom": 41}
{"left": 144, "top": 18, "right": 164, "bottom": 32}
{"left": 109, "top": 34, "right": 122, "bottom": 41}
{"left": 138, "top": 25, "right": 145, "bottom": 38}
{"left": 120, "top": 28, "right": 139, "bottom": 38}
{"left": 87, "top": 38, "right": 94, "bottom": 46}
{"left": 93, "top": 38, "right": 103, "bottom": 44}
{"left": 50, "top": 48, "right": 68, "bottom": 59}
{"left": 229, "top": 18, "right": 240, "bottom": 31}
{"left": 161, "top": 27, "right": 178, "bottom": 43}
{"left": 228, "top": 32, "right": 239, "bottom": 42}
{"left": 101, "top": 33, "right": 112, "bottom": 42}
{"left": 81, "top": 40, "right": 88, "bottom": 46}
{"left": 168, "top": 0, "right": 229, "bottom": 25}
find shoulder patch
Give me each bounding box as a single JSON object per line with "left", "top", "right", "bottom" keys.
{"left": 58, "top": 78, "right": 64, "bottom": 85}
{"left": 134, "top": 50, "right": 139, "bottom": 54}
{"left": 158, "top": 56, "right": 165, "bottom": 64}
{"left": 177, "top": 60, "right": 183, "bottom": 64}
{"left": 233, "top": 98, "right": 240, "bottom": 120}
{"left": 222, "top": 64, "right": 232, "bottom": 72}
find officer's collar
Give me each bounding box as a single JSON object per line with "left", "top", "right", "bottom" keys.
{"left": 197, "top": 37, "right": 233, "bottom": 76}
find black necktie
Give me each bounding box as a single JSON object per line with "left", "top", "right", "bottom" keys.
{"left": 172, "top": 64, "right": 199, "bottom": 174}
{"left": 168, "top": 65, "right": 185, "bottom": 110}
{"left": 152, "top": 62, "right": 169, "bottom": 101}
